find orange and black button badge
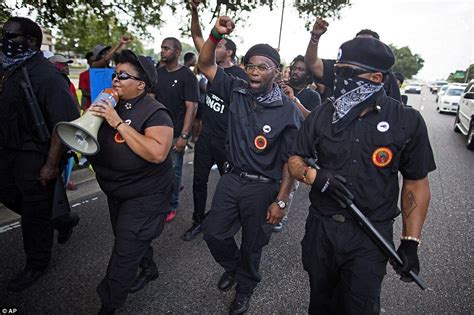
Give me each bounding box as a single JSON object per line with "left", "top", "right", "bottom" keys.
{"left": 372, "top": 147, "right": 393, "bottom": 167}
{"left": 254, "top": 135, "right": 268, "bottom": 151}
{"left": 114, "top": 132, "right": 125, "bottom": 144}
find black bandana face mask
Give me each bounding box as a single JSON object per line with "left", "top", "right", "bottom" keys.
{"left": 0, "top": 36, "right": 29, "bottom": 57}
{"left": 331, "top": 75, "right": 383, "bottom": 123}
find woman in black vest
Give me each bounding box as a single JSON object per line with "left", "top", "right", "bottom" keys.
{"left": 87, "top": 50, "right": 174, "bottom": 314}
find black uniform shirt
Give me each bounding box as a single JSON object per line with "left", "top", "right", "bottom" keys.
{"left": 202, "top": 65, "right": 247, "bottom": 140}
{"left": 153, "top": 66, "right": 199, "bottom": 137}
{"left": 293, "top": 87, "right": 321, "bottom": 111}
{"left": 211, "top": 67, "right": 304, "bottom": 181}
{"left": 0, "top": 53, "right": 79, "bottom": 152}
{"left": 88, "top": 94, "right": 174, "bottom": 202}
{"left": 291, "top": 92, "right": 436, "bottom": 221}
{"left": 321, "top": 59, "right": 402, "bottom": 102}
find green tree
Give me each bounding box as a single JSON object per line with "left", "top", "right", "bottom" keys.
{"left": 447, "top": 64, "right": 474, "bottom": 83}
{"left": 389, "top": 44, "right": 424, "bottom": 79}
{"left": 1, "top": 0, "right": 351, "bottom": 36}
{"left": 54, "top": 9, "right": 144, "bottom": 56}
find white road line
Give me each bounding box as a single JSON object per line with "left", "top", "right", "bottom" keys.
{"left": 0, "top": 196, "right": 100, "bottom": 234}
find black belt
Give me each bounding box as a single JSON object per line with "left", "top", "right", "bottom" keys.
{"left": 228, "top": 167, "right": 275, "bottom": 183}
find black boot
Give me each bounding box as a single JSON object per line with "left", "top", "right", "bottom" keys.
{"left": 229, "top": 292, "right": 252, "bottom": 315}
{"left": 217, "top": 271, "right": 235, "bottom": 291}
{"left": 129, "top": 262, "right": 159, "bottom": 293}
{"left": 98, "top": 306, "right": 115, "bottom": 315}
{"left": 57, "top": 213, "right": 80, "bottom": 244}
{"left": 181, "top": 222, "right": 203, "bottom": 241}
{"left": 7, "top": 268, "right": 46, "bottom": 292}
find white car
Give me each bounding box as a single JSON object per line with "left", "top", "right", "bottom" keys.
{"left": 435, "top": 85, "right": 448, "bottom": 102}
{"left": 454, "top": 80, "right": 474, "bottom": 150}
{"left": 437, "top": 86, "right": 464, "bottom": 113}
{"left": 404, "top": 82, "right": 422, "bottom": 94}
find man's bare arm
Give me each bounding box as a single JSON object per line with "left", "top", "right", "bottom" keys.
{"left": 190, "top": 0, "right": 205, "bottom": 52}
{"left": 304, "top": 17, "right": 329, "bottom": 79}
{"left": 401, "top": 177, "right": 431, "bottom": 239}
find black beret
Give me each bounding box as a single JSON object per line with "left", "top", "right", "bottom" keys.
{"left": 337, "top": 37, "right": 395, "bottom": 73}
{"left": 137, "top": 55, "right": 158, "bottom": 89}
{"left": 243, "top": 44, "right": 280, "bottom": 67}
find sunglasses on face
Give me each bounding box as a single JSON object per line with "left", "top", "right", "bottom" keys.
{"left": 334, "top": 65, "right": 372, "bottom": 78}
{"left": 1, "top": 30, "right": 23, "bottom": 40}
{"left": 245, "top": 64, "right": 275, "bottom": 73}
{"left": 112, "top": 71, "right": 142, "bottom": 81}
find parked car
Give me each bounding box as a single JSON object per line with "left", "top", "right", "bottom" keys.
{"left": 437, "top": 86, "right": 464, "bottom": 113}
{"left": 436, "top": 85, "right": 449, "bottom": 102}
{"left": 404, "top": 82, "right": 422, "bottom": 94}
{"left": 430, "top": 80, "right": 448, "bottom": 94}
{"left": 453, "top": 80, "right": 474, "bottom": 150}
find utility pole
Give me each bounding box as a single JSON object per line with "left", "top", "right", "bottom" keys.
{"left": 277, "top": 0, "right": 286, "bottom": 51}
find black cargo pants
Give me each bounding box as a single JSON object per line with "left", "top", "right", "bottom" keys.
{"left": 192, "top": 133, "right": 227, "bottom": 223}
{"left": 0, "top": 149, "right": 56, "bottom": 271}
{"left": 203, "top": 172, "right": 279, "bottom": 295}
{"left": 301, "top": 210, "right": 394, "bottom": 315}
{"left": 97, "top": 189, "right": 171, "bottom": 310}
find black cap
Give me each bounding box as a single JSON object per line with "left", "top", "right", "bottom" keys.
{"left": 243, "top": 44, "right": 280, "bottom": 67}
{"left": 136, "top": 55, "right": 158, "bottom": 89}
{"left": 337, "top": 37, "right": 395, "bottom": 73}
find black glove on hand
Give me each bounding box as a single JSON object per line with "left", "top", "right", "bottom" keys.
{"left": 394, "top": 240, "right": 420, "bottom": 282}
{"left": 312, "top": 168, "right": 354, "bottom": 207}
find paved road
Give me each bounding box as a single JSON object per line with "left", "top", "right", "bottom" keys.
{"left": 0, "top": 88, "right": 473, "bottom": 314}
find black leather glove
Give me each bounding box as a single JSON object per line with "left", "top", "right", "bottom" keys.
{"left": 312, "top": 168, "right": 354, "bottom": 207}
{"left": 393, "top": 240, "right": 420, "bottom": 282}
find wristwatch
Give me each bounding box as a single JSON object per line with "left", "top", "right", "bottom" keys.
{"left": 275, "top": 199, "right": 287, "bottom": 209}
{"left": 180, "top": 132, "right": 189, "bottom": 140}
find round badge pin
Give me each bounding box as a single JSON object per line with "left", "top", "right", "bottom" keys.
{"left": 377, "top": 121, "right": 390, "bottom": 133}
{"left": 254, "top": 135, "right": 268, "bottom": 151}
{"left": 263, "top": 125, "right": 272, "bottom": 133}
{"left": 114, "top": 132, "right": 125, "bottom": 144}
{"left": 372, "top": 147, "right": 393, "bottom": 167}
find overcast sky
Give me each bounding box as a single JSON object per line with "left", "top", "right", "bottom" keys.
{"left": 150, "top": 0, "right": 473, "bottom": 81}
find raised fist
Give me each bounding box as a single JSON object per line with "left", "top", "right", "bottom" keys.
{"left": 214, "top": 16, "right": 235, "bottom": 36}
{"left": 189, "top": 0, "right": 202, "bottom": 10}
{"left": 120, "top": 36, "right": 133, "bottom": 45}
{"left": 311, "top": 17, "right": 329, "bottom": 37}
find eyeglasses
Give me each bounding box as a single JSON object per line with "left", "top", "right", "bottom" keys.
{"left": 1, "top": 30, "right": 23, "bottom": 40}
{"left": 112, "top": 72, "right": 142, "bottom": 81}
{"left": 334, "top": 65, "right": 372, "bottom": 78}
{"left": 245, "top": 64, "right": 275, "bottom": 73}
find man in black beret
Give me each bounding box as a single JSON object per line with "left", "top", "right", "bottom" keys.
{"left": 289, "top": 37, "right": 436, "bottom": 313}
{"left": 198, "top": 16, "right": 303, "bottom": 314}
{"left": 305, "top": 17, "right": 402, "bottom": 102}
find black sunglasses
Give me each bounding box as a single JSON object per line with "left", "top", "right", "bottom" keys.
{"left": 334, "top": 65, "right": 372, "bottom": 78}
{"left": 112, "top": 72, "right": 142, "bottom": 81}
{"left": 1, "top": 30, "right": 23, "bottom": 40}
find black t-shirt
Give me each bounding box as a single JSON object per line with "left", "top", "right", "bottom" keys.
{"left": 88, "top": 94, "right": 175, "bottom": 202}
{"left": 321, "top": 59, "right": 402, "bottom": 102}
{"left": 291, "top": 92, "right": 436, "bottom": 221}
{"left": 202, "top": 65, "right": 247, "bottom": 140}
{"left": 293, "top": 87, "right": 321, "bottom": 111}
{"left": 210, "top": 67, "right": 304, "bottom": 180}
{"left": 153, "top": 66, "right": 199, "bottom": 137}
{"left": 0, "top": 53, "right": 79, "bottom": 153}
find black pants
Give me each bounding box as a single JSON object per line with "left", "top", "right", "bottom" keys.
{"left": 0, "top": 149, "right": 56, "bottom": 271}
{"left": 192, "top": 133, "right": 227, "bottom": 223}
{"left": 203, "top": 173, "right": 278, "bottom": 295}
{"left": 97, "top": 190, "right": 171, "bottom": 310}
{"left": 301, "top": 211, "right": 393, "bottom": 315}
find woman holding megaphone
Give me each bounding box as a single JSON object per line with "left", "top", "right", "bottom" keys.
{"left": 86, "top": 50, "right": 175, "bottom": 314}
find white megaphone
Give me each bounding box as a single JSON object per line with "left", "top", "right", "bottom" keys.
{"left": 55, "top": 88, "right": 119, "bottom": 155}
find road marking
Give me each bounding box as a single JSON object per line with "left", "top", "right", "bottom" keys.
{"left": 0, "top": 221, "right": 21, "bottom": 234}
{"left": 0, "top": 196, "right": 100, "bottom": 234}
